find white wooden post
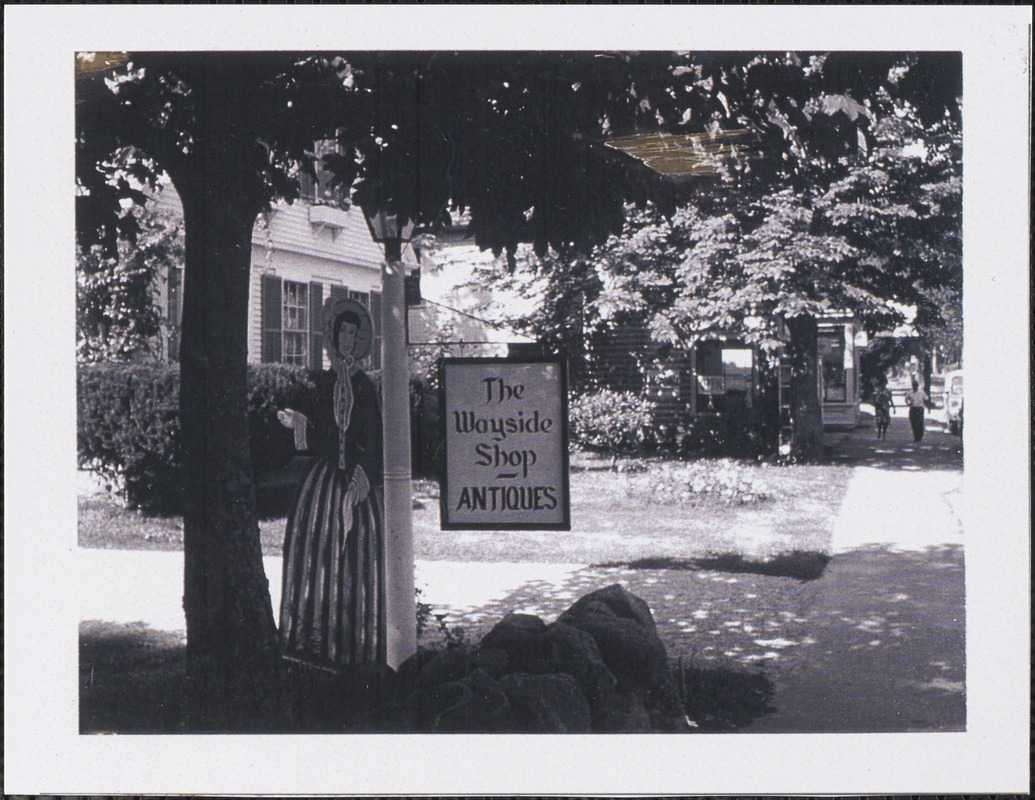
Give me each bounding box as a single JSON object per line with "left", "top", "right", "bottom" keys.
{"left": 380, "top": 246, "right": 416, "bottom": 668}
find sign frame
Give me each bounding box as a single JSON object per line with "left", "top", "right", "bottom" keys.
{"left": 438, "top": 356, "right": 570, "bottom": 531}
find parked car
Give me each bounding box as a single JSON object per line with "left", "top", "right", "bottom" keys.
{"left": 942, "top": 369, "right": 963, "bottom": 435}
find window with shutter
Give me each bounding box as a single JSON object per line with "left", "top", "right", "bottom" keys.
{"left": 282, "top": 280, "right": 309, "bottom": 366}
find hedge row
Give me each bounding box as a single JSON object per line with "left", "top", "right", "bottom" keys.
{"left": 78, "top": 363, "right": 314, "bottom": 511}
{"left": 79, "top": 363, "right": 774, "bottom": 512}
{"left": 78, "top": 362, "right": 447, "bottom": 513}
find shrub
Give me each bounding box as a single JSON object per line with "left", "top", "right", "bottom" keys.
{"left": 569, "top": 389, "right": 655, "bottom": 457}
{"left": 247, "top": 364, "right": 319, "bottom": 475}
{"left": 77, "top": 363, "right": 182, "bottom": 512}
{"left": 679, "top": 397, "right": 773, "bottom": 459}
{"left": 78, "top": 362, "right": 434, "bottom": 512}
{"left": 410, "top": 376, "right": 443, "bottom": 480}
{"left": 78, "top": 362, "right": 322, "bottom": 511}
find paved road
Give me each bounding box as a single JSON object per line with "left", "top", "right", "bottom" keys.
{"left": 78, "top": 414, "right": 964, "bottom": 732}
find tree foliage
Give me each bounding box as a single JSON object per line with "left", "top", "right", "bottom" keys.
{"left": 506, "top": 52, "right": 961, "bottom": 455}
{"left": 76, "top": 52, "right": 367, "bottom": 255}
{"left": 76, "top": 202, "right": 183, "bottom": 363}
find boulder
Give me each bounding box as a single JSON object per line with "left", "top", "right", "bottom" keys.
{"left": 558, "top": 584, "right": 687, "bottom": 728}
{"left": 479, "top": 613, "right": 552, "bottom": 674}
{"left": 416, "top": 667, "right": 512, "bottom": 733}
{"left": 410, "top": 643, "right": 479, "bottom": 689}
{"left": 499, "top": 672, "right": 593, "bottom": 733}
{"left": 563, "top": 611, "right": 667, "bottom": 697}
{"left": 559, "top": 583, "right": 658, "bottom": 635}
{"left": 594, "top": 690, "right": 653, "bottom": 733}
{"left": 541, "top": 621, "right": 618, "bottom": 726}
{"left": 472, "top": 646, "right": 510, "bottom": 679}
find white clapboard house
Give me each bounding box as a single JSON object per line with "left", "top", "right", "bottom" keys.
{"left": 151, "top": 169, "right": 418, "bottom": 372}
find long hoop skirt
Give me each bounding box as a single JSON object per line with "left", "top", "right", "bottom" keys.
{"left": 279, "top": 459, "right": 386, "bottom": 668}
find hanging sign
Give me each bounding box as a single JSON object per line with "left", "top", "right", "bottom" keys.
{"left": 440, "top": 357, "right": 570, "bottom": 530}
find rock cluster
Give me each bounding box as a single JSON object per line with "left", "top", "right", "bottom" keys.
{"left": 396, "top": 584, "right": 690, "bottom": 733}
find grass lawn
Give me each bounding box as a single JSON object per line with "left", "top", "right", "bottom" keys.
{"left": 416, "top": 457, "right": 851, "bottom": 565}
{"left": 79, "top": 452, "right": 854, "bottom": 566}
{"left": 80, "top": 620, "right": 187, "bottom": 733}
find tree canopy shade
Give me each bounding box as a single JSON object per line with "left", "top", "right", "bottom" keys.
{"left": 339, "top": 51, "right": 960, "bottom": 262}
{"left": 75, "top": 49, "right": 960, "bottom": 728}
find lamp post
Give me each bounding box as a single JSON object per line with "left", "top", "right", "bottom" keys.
{"left": 365, "top": 208, "right": 417, "bottom": 669}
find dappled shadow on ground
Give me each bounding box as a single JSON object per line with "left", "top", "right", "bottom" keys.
{"left": 828, "top": 415, "right": 962, "bottom": 472}
{"left": 744, "top": 542, "right": 966, "bottom": 733}
{"left": 441, "top": 542, "right": 965, "bottom": 733}
{"left": 600, "top": 551, "right": 831, "bottom": 582}
{"left": 80, "top": 620, "right": 187, "bottom": 733}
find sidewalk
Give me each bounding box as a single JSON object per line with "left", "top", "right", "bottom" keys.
{"left": 77, "top": 549, "right": 587, "bottom": 637}
{"left": 745, "top": 415, "right": 965, "bottom": 731}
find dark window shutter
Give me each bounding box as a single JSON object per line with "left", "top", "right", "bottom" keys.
{"left": 330, "top": 284, "right": 348, "bottom": 302}
{"left": 309, "top": 281, "right": 324, "bottom": 370}
{"left": 260, "top": 274, "right": 282, "bottom": 363}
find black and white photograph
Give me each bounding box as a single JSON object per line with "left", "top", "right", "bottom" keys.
{"left": 4, "top": 5, "right": 1031, "bottom": 796}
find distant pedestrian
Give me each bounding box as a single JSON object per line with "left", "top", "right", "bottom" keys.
{"left": 904, "top": 377, "right": 929, "bottom": 442}
{"left": 873, "top": 377, "right": 895, "bottom": 440}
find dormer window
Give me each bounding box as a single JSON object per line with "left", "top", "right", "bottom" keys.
{"left": 298, "top": 140, "right": 345, "bottom": 204}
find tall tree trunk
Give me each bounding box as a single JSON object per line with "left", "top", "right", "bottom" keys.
{"left": 786, "top": 314, "right": 824, "bottom": 460}
{"left": 176, "top": 63, "right": 288, "bottom": 731}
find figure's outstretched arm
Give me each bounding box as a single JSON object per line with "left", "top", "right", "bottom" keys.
{"left": 277, "top": 408, "right": 311, "bottom": 451}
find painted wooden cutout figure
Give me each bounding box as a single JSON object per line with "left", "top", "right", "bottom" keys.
{"left": 277, "top": 297, "right": 386, "bottom": 668}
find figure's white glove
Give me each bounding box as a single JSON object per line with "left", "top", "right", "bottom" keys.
{"left": 277, "top": 408, "right": 308, "bottom": 450}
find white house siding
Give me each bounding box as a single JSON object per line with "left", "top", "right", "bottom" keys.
{"left": 262, "top": 201, "right": 384, "bottom": 270}
{"left": 249, "top": 246, "right": 380, "bottom": 368}
{"left": 147, "top": 183, "right": 410, "bottom": 369}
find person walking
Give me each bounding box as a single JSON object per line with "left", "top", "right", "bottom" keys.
{"left": 904, "top": 377, "right": 929, "bottom": 442}
{"left": 873, "top": 376, "right": 895, "bottom": 440}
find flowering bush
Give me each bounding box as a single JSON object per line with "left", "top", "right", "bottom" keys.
{"left": 569, "top": 389, "right": 656, "bottom": 456}
{"left": 619, "top": 459, "right": 771, "bottom": 507}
